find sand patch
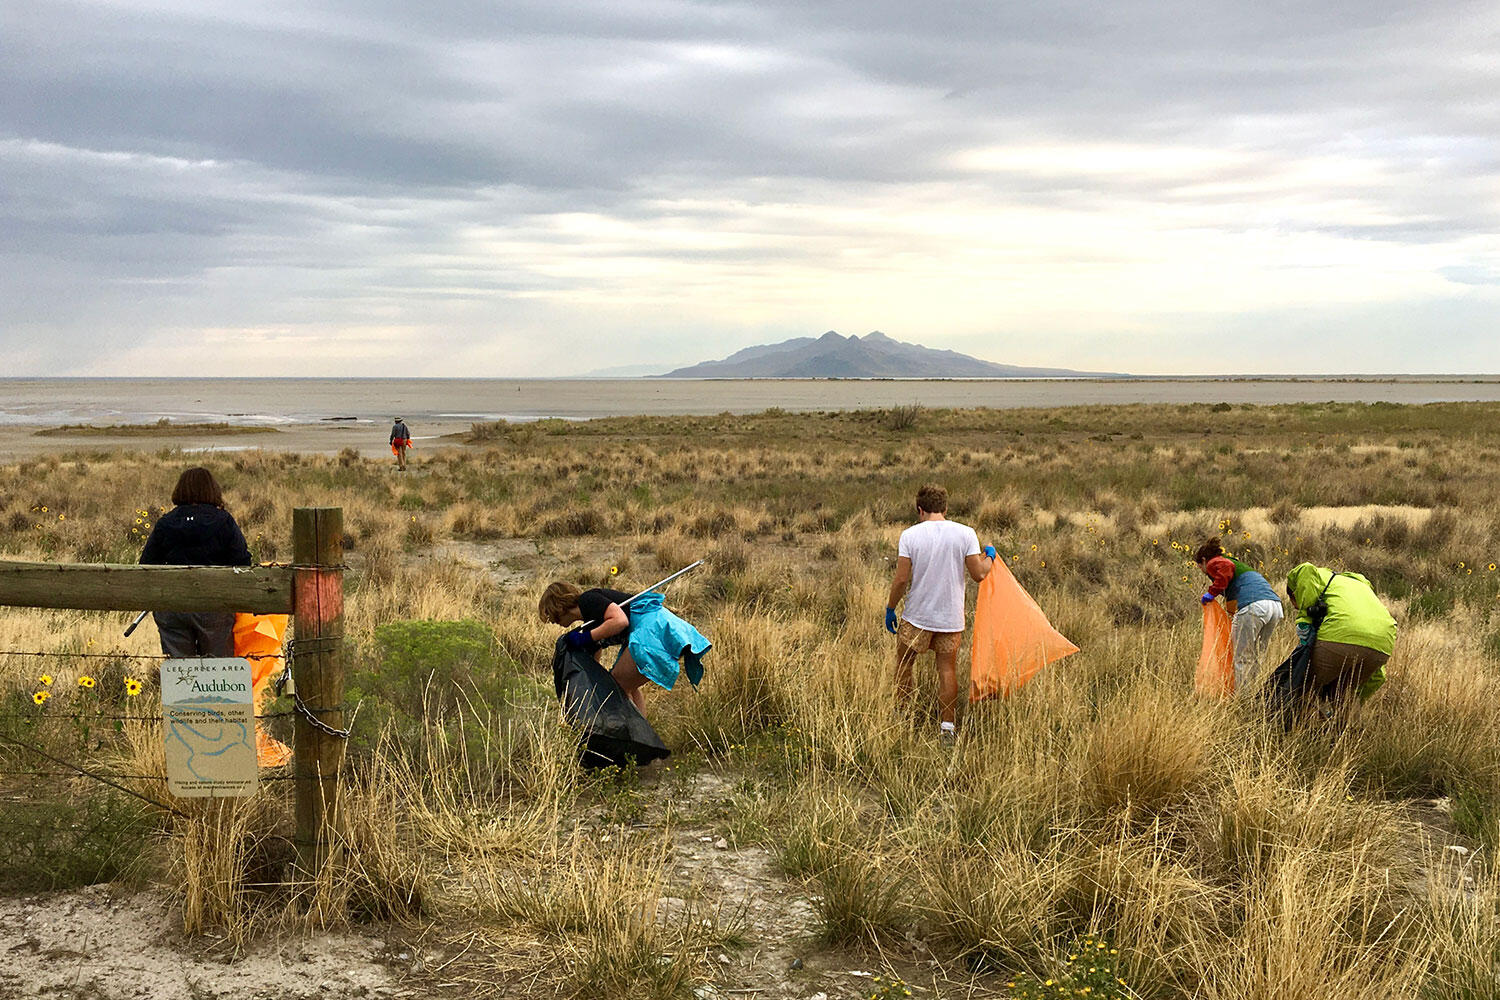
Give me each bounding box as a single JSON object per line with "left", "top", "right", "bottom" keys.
{"left": 1235, "top": 504, "right": 1433, "bottom": 539}
{"left": 0, "top": 885, "right": 402, "bottom": 1000}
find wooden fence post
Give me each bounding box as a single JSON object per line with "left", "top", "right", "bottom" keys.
{"left": 292, "top": 507, "right": 345, "bottom": 878}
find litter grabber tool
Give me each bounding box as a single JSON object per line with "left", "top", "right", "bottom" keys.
{"left": 580, "top": 559, "right": 704, "bottom": 629}
{"left": 123, "top": 611, "right": 150, "bottom": 638}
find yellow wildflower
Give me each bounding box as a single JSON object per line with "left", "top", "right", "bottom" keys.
{"left": 39, "top": 673, "right": 53, "bottom": 686}
{"left": 124, "top": 677, "right": 143, "bottom": 697}
{"left": 77, "top": 675, "right": 96, "bottom": 689}
{"left": 32, "top": 690, "right": 49, "bottom": 705}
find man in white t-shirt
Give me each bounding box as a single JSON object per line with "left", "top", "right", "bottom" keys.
{"left": 885, "top": 484, "right": 994, "bottom": 738}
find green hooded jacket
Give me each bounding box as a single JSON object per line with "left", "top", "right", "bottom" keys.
{"left": 1286, "top": 563, "right": 1397, "bottom": 656}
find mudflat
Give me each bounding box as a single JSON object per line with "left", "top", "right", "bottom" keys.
{"left": 5, "top": 375, "right": 1500, "bottom": 461}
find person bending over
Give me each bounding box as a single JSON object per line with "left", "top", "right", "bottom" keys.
{"left": 539, "top": 580, "right": 711, "bottom": 715}
{"left": 885, "top": 484, "right": 994, "bottom": 739}
{"left": 1286, "top": 562, "right": 1396, "bottom": 702}
{"left": 139, "top": 466, "right": 253, "bottom": 657}
{"left": 1194, "top": 537, "right": 1285, "bottom": 693}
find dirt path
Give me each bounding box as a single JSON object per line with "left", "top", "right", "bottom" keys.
{"left": 640, "top": 769, "right": 984, "bottom": 1000}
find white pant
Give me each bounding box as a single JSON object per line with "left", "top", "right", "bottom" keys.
{"left": 1232, "top": 598, "right": 1285, "bottom": 692}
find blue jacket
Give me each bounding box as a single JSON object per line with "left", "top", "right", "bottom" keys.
{"left": 617, "top": 591, "right": 711, "bottom": 691}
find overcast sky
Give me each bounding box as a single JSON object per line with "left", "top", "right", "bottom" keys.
{"left": 3, "top": 0, "right": 1498, "bottom": 376}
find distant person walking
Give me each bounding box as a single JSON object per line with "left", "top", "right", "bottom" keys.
{"left": 1194, "top": 537, "right": 1285, "bottom": 692}
{"left": 390, "top": 417, "right": 412, "bottom": 471}
{"left": 886, "top": 484, "right": 994, "bottom": 738}
{"left": 138, "top": 467, "right": 253, "bottom": 658}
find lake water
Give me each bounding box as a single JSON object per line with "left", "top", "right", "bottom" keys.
{"left": 4, "top": 377, "right": 1500, "bottom": 427}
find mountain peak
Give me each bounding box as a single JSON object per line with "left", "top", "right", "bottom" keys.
{"left": 863, "top": 331, "right": 891, "bottom": 342}
{"left": 817, "top": 330, "right": 845, "bottom": 342}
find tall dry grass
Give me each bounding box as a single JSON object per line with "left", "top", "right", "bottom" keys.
{"left": 5, "top": 402, "right": 1500, "bottom": 993}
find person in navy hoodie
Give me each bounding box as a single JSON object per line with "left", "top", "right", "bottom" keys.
{"left": 1194, "top": 536, "right": 1285, "bottom": 693}
{"left": 139, "top": 467, "right": 253, "bottom": 657}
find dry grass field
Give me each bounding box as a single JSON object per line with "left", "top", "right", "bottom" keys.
{"left": 5, "top": 400, "right": 1500, "bottom": 999}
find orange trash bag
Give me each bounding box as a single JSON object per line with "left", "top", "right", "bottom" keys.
{"left": 1195, "top": 601, "right": 1234, "bottom": 697}
{"left": 234, "top": 613, "right": 293, "bottom": 767}
{"left": 969, "top": 559, "right": 1079, "bottom": 700}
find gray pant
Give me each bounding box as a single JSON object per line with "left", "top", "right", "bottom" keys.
{"left": 153, "top": 611, "right": 236, "bottom": 658}
{"left": 1232, "top": 598, "right": 1285, "bottom": 693}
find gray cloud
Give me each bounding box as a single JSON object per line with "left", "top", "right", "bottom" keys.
{"left": 2, "top": 0, "right": 1498, "bottom": 374}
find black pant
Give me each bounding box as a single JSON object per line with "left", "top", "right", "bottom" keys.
{"left": 154, "top": 611, "right": 236, "bottom": 658}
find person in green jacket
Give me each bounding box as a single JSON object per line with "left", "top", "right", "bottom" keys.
{"left": 1285, "top": 562, "right": 1397, "bottom": 700}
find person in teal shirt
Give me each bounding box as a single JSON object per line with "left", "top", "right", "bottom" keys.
{"left": 1194, "top": 537, "right": 1284, "bottom": 693}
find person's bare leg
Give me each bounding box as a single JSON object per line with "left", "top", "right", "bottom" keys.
{"left": 611, "top": 648, "right": 649, "bottom": 713}
{"left": 894, "top": 642, "right": 920, "bottom": 717}
{"left": 934, "top": 645, "right": 959, "bottom": 726}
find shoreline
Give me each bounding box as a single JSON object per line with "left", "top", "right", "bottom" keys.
{"left": 4, "top": 393, "right": 1500, "bottom": 464}
{"left": 7, "top": 376, "right": 1500, "bottom": 439}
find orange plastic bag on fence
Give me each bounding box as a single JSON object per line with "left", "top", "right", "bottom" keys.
{"left": 1195, "top": 601, "right": 1234, "bottom": 698}
{"left": 234, "top": 613, "right": 293, "bottom": 767}
{"left": 969, "top": 559, "right": 1079, "bottom": 700}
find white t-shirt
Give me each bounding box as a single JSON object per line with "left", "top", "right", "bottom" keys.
{"left": 897, "top": 518, "right": 981, "bottom": 632}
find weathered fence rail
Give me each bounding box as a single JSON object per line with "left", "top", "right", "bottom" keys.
{"left": 0, "top": 562, "right": 294, "bottom": 613}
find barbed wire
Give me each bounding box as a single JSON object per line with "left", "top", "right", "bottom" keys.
{"left": 0, "top": 561, "right": 350, "bottom": 571}
{"left": 0, "top": 768, "right": 298, "bottom": 782}
{"left": 3, "top": 630, "right": 354, "bottom": 742}
{"left": 0, "top": 648, "right": 331, "bottom": 662}
{"left": 0, "top": 710, "right": 300, "bottom": 721}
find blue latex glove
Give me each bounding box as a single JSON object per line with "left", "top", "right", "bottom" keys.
{"left": 983, "top": 545, "right": 997, "bottom": 560}
{"left": 565, "top": 627, "right": 596, "bottom": 650}
{"left": 1201, "top": 592, "right": 1216, "bottom": 605}
{"left": 885, "top": 607, "right": 899, "bottom": 634}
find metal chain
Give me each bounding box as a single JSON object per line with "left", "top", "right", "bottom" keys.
{"left": 281, "top": 637, "right": 353, "bottom": 740}
{"left": 290, "top": 691, "right": 352, "bottom": 740}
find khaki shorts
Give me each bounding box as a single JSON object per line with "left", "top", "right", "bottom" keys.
{"left": 897, "top": 619, "right": 963, "bottom": 655}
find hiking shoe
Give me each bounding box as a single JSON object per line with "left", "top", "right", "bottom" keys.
{"left": 938, "top": 727, "right": 958, "bottom": 745}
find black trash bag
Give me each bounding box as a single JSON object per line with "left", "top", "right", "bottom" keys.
{"left": 1263, "top": 641, "right": 1316, "bottom": 729}
{"left": 551, "top": 636, "right": 670, "bottom": 768}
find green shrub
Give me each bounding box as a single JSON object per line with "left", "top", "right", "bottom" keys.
{"left": 1409, "top": 587, "right": 1456, "bottom": 621}
{"left": 346, "top": 619, "right": 541, "bottom": 756}
{"left": 0, "top": 790, "right": 155, "bottom": 891}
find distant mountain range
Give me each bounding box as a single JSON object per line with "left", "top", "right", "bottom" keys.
{"left": 655, "top": 331, "right": 1124, "bottom": 378}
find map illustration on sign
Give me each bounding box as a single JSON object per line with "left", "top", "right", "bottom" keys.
{"left": 161, "top": 657, "right": 258, "bottom": 797}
